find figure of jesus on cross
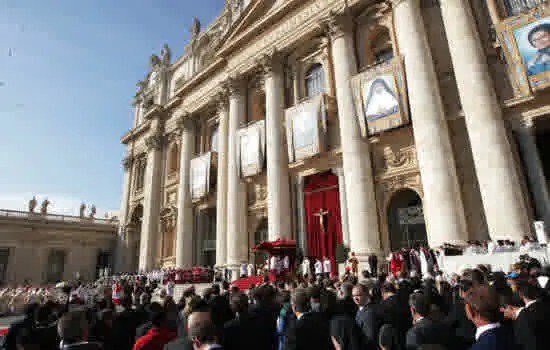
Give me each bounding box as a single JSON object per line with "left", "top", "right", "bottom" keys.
{"left": 314, "top": 208, "right": 329, "bottom": 234}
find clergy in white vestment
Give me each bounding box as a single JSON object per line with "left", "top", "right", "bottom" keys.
{"left": 247, "top": 263, "right": 255, "bottom": 277}
{"left": 240, "top": 263, "right": 247, "bottom": 277}
{"left": 301, "top": 257, "right": 311, "bottom": 278}
{"left": 270, "top": 255, "right": 279, "bottom": 274}
{"left": 363, "top": 78, "right": 399, "bottom": 122}
{"left": 314, "top": 259, "right": 323, "bottom": 279}
{"left": 323, "top": 256, "right": 331, "bottom": 279}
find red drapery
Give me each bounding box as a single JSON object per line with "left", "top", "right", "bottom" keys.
{"left": 303, "top": 172, "right": 343, "bottom": 275}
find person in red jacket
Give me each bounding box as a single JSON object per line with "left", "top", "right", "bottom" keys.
{"left": 133, "top": 307, "right": 176, "bottom": 350}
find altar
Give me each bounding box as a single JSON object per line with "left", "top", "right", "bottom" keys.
{"left": 438, "top": 248, "right": 550, "bottom": 274}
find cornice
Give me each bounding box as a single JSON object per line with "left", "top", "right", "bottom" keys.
{"left": 121, "top": 120, "right": 151, "bottom": 145}
{"left": 174, "top": 57, "right": 226, "bottom": 99}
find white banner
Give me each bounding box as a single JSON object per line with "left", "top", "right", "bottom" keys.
{"left": 238, "top": 120, "right": 265, "bottom": 178}
{"left": 190, "top": 152, "right": 212, "bottom": 200}
{"left": 285, "top": 95, "right": 326, "bottom": 163}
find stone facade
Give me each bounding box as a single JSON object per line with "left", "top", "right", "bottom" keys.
{"left": 118, "top": 0, "right": 550, "bottom": 276}
{"left": 0, "top": 208, "right": 117, "bottom": 284}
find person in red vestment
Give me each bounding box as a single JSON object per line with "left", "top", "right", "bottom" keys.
{"left": 133, "top": 307, "right": 176, "bottom": 350}
{"left": 390, "top": 252, "right": 404, "bottom": 276}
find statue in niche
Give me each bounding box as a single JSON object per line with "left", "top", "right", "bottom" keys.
{"left": 79, "top": 203, "right": 86, "bottom": 218}
{"left": 136, "top": 80, "right": 148, "bottom": 94}
{"left": 89, "top": 205, "right": 97, "bottom": 218}
{"left": 40, "top": 199, "right": 50, "bottom": 216}
{"left": 160, "top": 44, "right": 171, "bottom": 65}
{"left": 28, "top": 196, "right": 37, "bottom": 213}
{"left": 191, "top": 17, "right": 201, "bottom": 38}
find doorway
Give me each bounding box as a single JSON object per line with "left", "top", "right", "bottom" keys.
{"left": 128, "top": 204, "right": 143, "bottom": 272}
{"left": 387, "top": 189, "right": 427, "bottom": 251}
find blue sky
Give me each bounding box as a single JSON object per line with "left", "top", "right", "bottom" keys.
{"left": 0, "top": 0, "right": 224, "bottom": 215}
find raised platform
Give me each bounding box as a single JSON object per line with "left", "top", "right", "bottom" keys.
{"left": 438, "top": 248, "right": 550, "bottom": 274}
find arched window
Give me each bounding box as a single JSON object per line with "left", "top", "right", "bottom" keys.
{"left": 210, "top": 126, "right": 219, "bottom": 152}
{"left": 135, "top": 158, "right": 146, "bottom": 192}
{"left": 305, "top": 63, "right": 326, "bottom": 98}
{"left": 167, "top": 144, "right": 180, "bottom": 175}
{"left": 357, "top": 25, "right": 394, "bottom": 68}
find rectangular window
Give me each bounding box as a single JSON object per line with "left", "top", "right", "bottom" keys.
{"left": 46, "top": 249, "right": 66, "bottom": 283}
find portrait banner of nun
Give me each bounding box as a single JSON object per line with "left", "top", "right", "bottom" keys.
{"left": 497, "top": 4, "right": 550, "bottom": 94}
{"left": 351, "top": 57, "right": 409, "bottom": 137}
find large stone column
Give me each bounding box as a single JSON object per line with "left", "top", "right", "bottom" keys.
{"left": 515, "top": 119, "right": 550, "bottom": 231}
{"left": 175, "top": 114, "right": 196, "bottom": 268}
{"left": 225, "top": 78, "right": 248, "bottom": 279}
{"left": 334, "top": 168, "right": 351, "bottom": 245}
{"left": 139, "top": 121, "right": 164, "bottom": 271}
{"left": 215, "top": 94, "right": 229, "bottom": 267}
{"left": 261, "top": 52, "right": 293, "bottom": 240}
{"left": 439, "top": 0, "right": 530, "bottom": 240}
{"left": 115, "top": 156, "right": 133, "bottom": 273}
{"left": 392, "top": 0, "right": 468, "bottom": 246}
{"left": 328, "top": 13, "right": 381, "bottom": 260}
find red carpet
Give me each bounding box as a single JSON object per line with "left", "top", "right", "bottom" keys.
{"left": 0, "top": 328, "right": 8, "bottom": 336}
{"left": 231, "top": 275, "right": 276, "bottom": 291}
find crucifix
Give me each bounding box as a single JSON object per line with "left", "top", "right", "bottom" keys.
{"left": 313, "top": 208, "right": 329, "bottom": 234}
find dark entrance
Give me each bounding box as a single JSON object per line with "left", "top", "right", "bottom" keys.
{"left": 387, "top": 189, "right": 428, "bottom": 251}
{"left": 128, "top": 204, "right": 143, "bottom": 272}
{"left": 254, "top": 218, "right": 268, "bottom": 265}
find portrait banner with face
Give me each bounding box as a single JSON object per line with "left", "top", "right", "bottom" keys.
{"left": 497, "top": 4, "right": 550, "bottom": 95}
{"left": 351, "top": 57, "right": 409, "bottom": 137}
{"left": 285, "top": 95, "right": 326, "bottom": 163}
{"left": 190, "top": 152, "right": 212, "bottom": 201}
{"left": 237, "top": 120, "right": 265, "bottom": 178}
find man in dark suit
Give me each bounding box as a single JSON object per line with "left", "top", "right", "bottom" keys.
{"left": 285, "top": 288, "right": 331, "bottom": 350}
{"left": 339, "top": 282, "right": 358, "bottom": 318}
{"left": 3, "top": 303, "right": 38, "bottom": 350}
{"left": 188, "top": 318, "right": 223, "bottom": 350}
{"left": 405, "top": 291, "right": 453, "bottom": 350}
{"left": 464, "top": 285, "right": 514, "bottom": 350}
{"left": 207, "top": 284, "right": 233, "bottom": 331}
{"left": 164, "top": 305, "right": 211, "bottom": 350}
{"left": 57, "top": 309, "right": 102, "bottom": 350}
{"left": 223, "top": 292, "right": 250, "bottom": 350}
{"left": 443, "top": 279, "right": 476, "bottom": 348}
{"left": 514, "top": 280, "right": 550, "bottom": 350}
{"left": 380, "top": 282, "right": 411, "bottom": 346}
{"left": 352, "top": 283, "right": 381, "bottom": 350}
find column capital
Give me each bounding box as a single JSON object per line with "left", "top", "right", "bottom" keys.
{"left": 389, "top": 0, "right": 407, "bottom": 8}
{"left": 321, "top": 8, "right": 354, "bottom": 40}
{"left": 145, "top": 134, "right": 164, "bottom": 151}
{"left": 257, "top": 48, "right": 285, "bottom": 78}
{"left": 176, "top": 112, "right": 196, "bottom": 132}
{"left": 122, "top": 155, "right": 134, "bottom": 170}
{"left": 223, "top": 75, "right": 247, "bottom": 97}
{"left": 214, "top": 90, "right": 229, "bottom": 113}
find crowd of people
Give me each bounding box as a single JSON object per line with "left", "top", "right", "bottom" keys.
{"left": 2, "top": 252, "right": 550, "bottom": 350}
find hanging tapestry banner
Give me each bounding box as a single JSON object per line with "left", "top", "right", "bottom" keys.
{"left": 497, "top": 4, "right": 550, "bottom": 97}
{"left": 190, "top": 152, "right": 212, "bottom": 201}
{"left": 351, "top": 57, "right": 409, "bottom": 137}
{"left": 285, "top": 94, "right": 327, "bottom": 163}
{"left": 238, "top": 120, "right": 265, "bottom": 178}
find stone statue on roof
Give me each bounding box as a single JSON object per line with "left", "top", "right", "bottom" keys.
{"left": 160, "top": 44, "right": 171, "bottom": 65}
{"left": 28, "top": 196, "right": 37, "bottom": 213}
{"left": 89, "top": 205, "right": 97, "bottom": 219}
{"left": 80, "top": 203, "right": 86, "bottom": 218}
{"left": 40, "top": 199, "right": 50, "bottom": 216}
{"left": 191, "top": 17, "right": 201, "bottom": 38}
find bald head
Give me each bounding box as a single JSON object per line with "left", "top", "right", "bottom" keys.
{"left": 187, "top": 310, "right": 211, "bottom": 330}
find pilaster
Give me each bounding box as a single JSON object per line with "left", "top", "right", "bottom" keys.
{"left": 215, "top": 91, "right": 229, "bottom": 267}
